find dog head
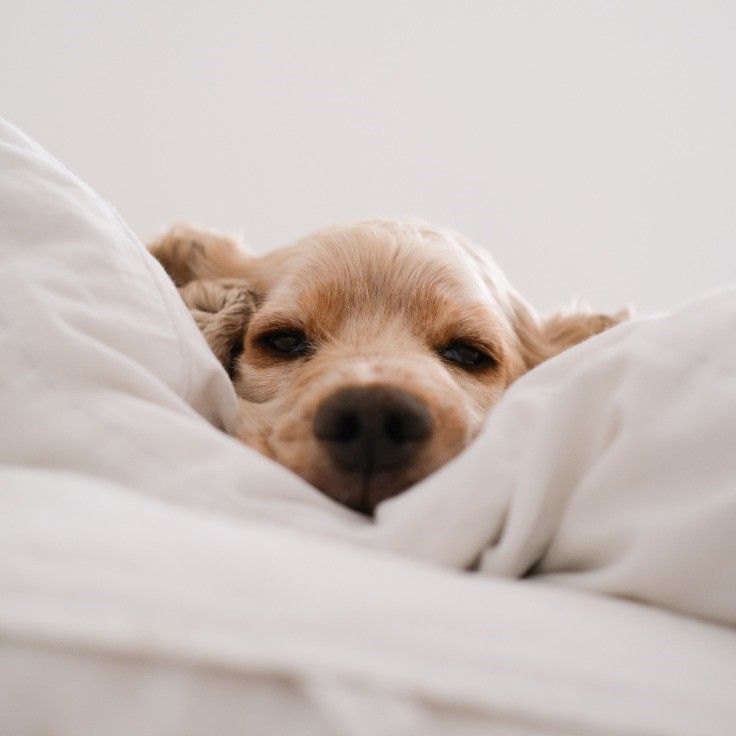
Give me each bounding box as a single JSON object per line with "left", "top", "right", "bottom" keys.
{"left": 150, "top": 220, "right": 626, "bottom": 513}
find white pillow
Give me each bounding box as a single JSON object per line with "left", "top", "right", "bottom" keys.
{"left": 0, "top": 117, "right": 323, "bottom": 516}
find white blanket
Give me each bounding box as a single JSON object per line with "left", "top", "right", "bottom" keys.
{"left": 416, "top": 290, "right": 736, "bottom": 627}
{"left": 2, "top": 117, "right": 735, "bottom": 735}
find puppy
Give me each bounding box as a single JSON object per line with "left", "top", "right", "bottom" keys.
{"left": 150, "top": 220, "right": 626, "bottom": 514}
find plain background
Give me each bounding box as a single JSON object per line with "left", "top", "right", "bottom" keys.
{"left": 1, "top": 1, "right": 734, "bottom": 313}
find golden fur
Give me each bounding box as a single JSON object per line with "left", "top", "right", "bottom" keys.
{"left": 150, "top": 220, "right": 627, "bottom": 511}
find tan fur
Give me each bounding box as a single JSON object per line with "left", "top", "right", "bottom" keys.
{"left": 177, "top": 279, "right": 257, "bottom": 375}
{"left": 149, "top": 220, "right": 628, "bottom": 510}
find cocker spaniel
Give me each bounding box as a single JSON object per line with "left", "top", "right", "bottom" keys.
{"left": 150, "top": 220, "right": 626, "bottom": 513}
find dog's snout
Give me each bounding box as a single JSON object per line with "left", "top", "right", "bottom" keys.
{"left": 313, "top": 386, "right": 433, "bottom": 474}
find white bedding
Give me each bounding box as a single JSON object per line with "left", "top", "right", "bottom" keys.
{"left": 1, "top": 117, "right": 735, "bottom": 735}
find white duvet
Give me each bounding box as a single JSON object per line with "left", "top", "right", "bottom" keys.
{"left": 1, "top": 117, "right": 735, "bottom": 735}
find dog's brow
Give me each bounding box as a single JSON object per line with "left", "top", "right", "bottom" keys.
{"left": 426, "top": 305, "right": 506, "bottom": 357}
{"left": 259, "top": 238, "right": 500, "bottom": 348}
{"left": 249, "top": 312, "right": 307, "bottom": 334}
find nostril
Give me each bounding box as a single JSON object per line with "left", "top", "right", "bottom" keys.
{"left": 385, "top": 407, "right": 432, "bottom": 444}
{"left": 314, "top": 404, "right": 362, "bottom": 444}
{"left": 384, "top": 413, "right": 406, "bottom": 443}
{"left": 385, "top": 412, "right": 420, "bottom": 443}
{"left": 333, "top": 412, "right": 360, "bottom": 443}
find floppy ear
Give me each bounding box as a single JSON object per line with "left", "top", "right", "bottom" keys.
{"left": 148, "top": 224, "right": 249, "bottom": 287}
{"left": 510, "top": 296, "right": 631, "bottom": 370}
{"left": 148, "top": 225, "right": 267, "bottom": 377}
{"left": 177, "top": 279, "right": 257, "bottom": 377}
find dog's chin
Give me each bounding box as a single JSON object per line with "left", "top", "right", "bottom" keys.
{"left": 307, "top": 467, "right": 429, "bottom": 516}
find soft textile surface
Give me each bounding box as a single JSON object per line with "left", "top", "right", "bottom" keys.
{"left": 3, "top": 472, "right": 736, "bottom": 736}
{"left": 2, "top": 117, "right": 736, "bottom": 734}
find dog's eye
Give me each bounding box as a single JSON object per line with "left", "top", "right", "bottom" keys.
{"left": 261, "top": 330, "right": 310, "bottom": 357}
{"left": 440, "top": 341, "right": 494, "bottom": 369}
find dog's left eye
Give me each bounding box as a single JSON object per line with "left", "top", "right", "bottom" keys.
{"left": 261, "top": 330, "right": 310, "bottom": 357}
{"left": 440, "top": 341, "right": 493, "bottom": 368}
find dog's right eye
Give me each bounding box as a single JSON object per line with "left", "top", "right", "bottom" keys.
{"left": 260, "top": 330, "right": 311, "bottom": 357}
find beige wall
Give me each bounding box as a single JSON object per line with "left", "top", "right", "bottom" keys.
{"left": 2, "top": 1, "right": 734, "bottom": 313}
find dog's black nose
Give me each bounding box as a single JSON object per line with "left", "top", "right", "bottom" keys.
{"left": 313, "top": 386, "right": 433, "bottom": 474}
